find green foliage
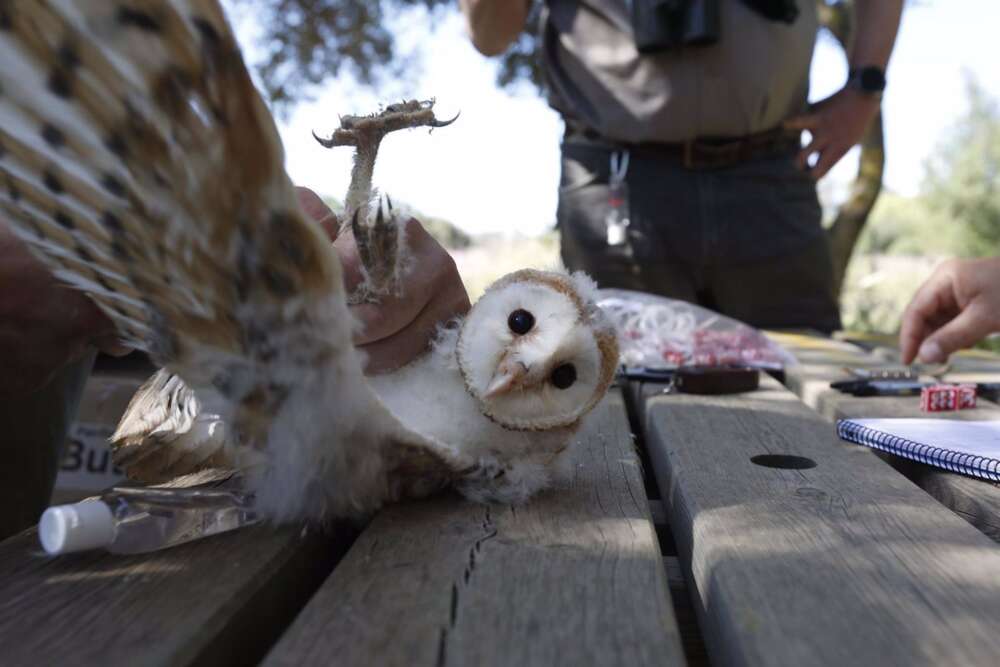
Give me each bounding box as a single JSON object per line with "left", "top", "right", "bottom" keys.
{"left": 231, "top": 0, "right": 452, "bottom": 112}
{"left": 420, "top": 215, "right": 472, "bottom": 250}
{"left": 230, "top": 0, "right": 538, "bottom": 112}
{"left": 494, "top": 8, "right": 544, "bottom": 91}
{"left": 841, "top": 80, "right": 1000, "bottom": 336}
{"left": 839, "top": 254, "right": 938, "bottom": 334}
{"left": 851, "top": 81, "right": 1000, "bottom": 261}
{"left": 854, "top": 191, "right": 960, "bottom": 256}
{"left": 922, "top": 79, "right": 1000, "bottom": 257}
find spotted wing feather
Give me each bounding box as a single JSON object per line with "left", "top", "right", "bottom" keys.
{"left": 0, "top": 1, "right": 341, "bottom": 361}
{"left": 111, "top": 368, "right": 250, "bottom": 483}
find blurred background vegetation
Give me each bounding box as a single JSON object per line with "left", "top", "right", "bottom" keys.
{"left": 840, "top": 79, "right": 1000, "bottom": 337}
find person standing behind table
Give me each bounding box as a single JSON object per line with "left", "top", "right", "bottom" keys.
{"left": 458, "top": 0, "right": 902, "bottom": 332}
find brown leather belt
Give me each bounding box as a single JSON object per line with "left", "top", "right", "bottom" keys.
{"left": 564, "top": 123, "right": 802, "bottom": 170}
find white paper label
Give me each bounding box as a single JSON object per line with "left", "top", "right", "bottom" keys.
{"left": 55, "top": 422, "right": 125, "bottom": 492}
{"left": 606, "top": 219, "right": 628, "bottom": 246}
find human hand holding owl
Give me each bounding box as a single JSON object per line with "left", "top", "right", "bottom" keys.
{"left": 296, "top": 187, "right": 471, "bottom": 373}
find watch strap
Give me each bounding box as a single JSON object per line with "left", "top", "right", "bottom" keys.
{"left": 846, "top": 66, "right": 887, "bottom": 96}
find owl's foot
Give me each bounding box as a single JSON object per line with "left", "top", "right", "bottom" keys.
{"left": 312, "top": 99, "right": 459, "bottom": 151}
{"left": 316, "top": 99, "right": 457, "bottom": 304}
{"left": 314, "top": 99, "right": 458, "bottom": 248}
{"left": 347, "top": 195, "right": 406, "bottom": 304}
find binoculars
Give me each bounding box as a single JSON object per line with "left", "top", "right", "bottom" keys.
{"left": 631, "top": 0, "right": 800, "bottom": 54}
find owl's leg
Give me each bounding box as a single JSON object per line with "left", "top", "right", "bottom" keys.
{"left": 314, "top": 99, "right": 457, "bottom": 304}
{"left": 382, "top": 435, "right": 479, "bottom": 503}
{"left": 314, "top": 99, "right": 457, "bottom": 229}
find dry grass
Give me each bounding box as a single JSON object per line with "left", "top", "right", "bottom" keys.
{"left": 452, "top": 233, "right": 561, "bottom": 300}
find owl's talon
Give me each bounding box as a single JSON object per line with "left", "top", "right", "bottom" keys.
{"left": 320, "top": 100, "right": 454, "bottom": 304}
{"left": 313, "top": 99, "right": 456, "bottom": 152}
{"left": 311, "top": 129, "right": 337, "bottom": 149}
{"left": 315, "top": 99, "right": 457, "bottom": 237}
{"left": 348, "top": 197, "right": 405, "bottom": 303}
{"left": 429, "top": 111, "right": 460, "bottom": 129}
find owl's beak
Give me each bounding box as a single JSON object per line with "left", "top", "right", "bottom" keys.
{"left": 483, "top": 360, "right": 530, "bottom": 399}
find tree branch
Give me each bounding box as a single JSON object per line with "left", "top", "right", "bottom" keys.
{"left": 819, "top": 0, "right": 886, "bottom": 296}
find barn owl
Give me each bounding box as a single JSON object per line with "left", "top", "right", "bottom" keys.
{"left": 0, "top": 1, "right": 619, "bottom": 522}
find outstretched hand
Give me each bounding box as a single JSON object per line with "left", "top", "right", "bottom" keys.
{"left": 784, "top": 88, "right": 880, "bottom": 180}
{"left": 296, "top": 187, "right": 471, "bottom": 374}
{"left": 899, "top": 258, "right": 1000, "bottom": 364}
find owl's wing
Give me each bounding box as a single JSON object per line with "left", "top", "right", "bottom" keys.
{"left": 0, "top": 1, "right": 336, "bottom": 359}
{"left": 110, "top": 368, "right": 248, "bottom": 484}
{"left": 0, "top": 1, "right": 470, "bottom": 520}
{"left": 111, "top": 368, "right": 472, "bottom": 504}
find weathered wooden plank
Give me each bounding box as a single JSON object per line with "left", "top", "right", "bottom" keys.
{"left": 663, "top": 556, "right": 710, "bottom": 667}
{"left": 0, "top": 518, "right": 353, "bottom": 666}
{"left": 777, "top": 333, "right": 1000, "bottom": 541}
{"left": 264, "top": 390, "right": 686, "bottom": 667}
{"left": 638, "top": 376, "right": 1000, "bottom": 666}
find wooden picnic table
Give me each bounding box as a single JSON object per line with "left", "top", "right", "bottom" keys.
{"left": 2, "top": 335, "right": 1000, "bottom": 666}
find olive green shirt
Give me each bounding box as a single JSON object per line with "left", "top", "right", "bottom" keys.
{"left": 542, "top": 0, "right": 818, "bottom": 142}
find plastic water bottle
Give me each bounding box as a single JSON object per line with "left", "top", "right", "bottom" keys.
{"left": 38, "top": 483, "right": 259, "bottom": 555}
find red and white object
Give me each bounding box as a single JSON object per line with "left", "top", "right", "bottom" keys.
{"left": 597, "top": 289, "right": 797, "bottom": 370}
{"left": 957, "top": 384, "right": 978, "bottom": 410}
{"left": 920, "top": 384, "right": 977, "bottom": 412}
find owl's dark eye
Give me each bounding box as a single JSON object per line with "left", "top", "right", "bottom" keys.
{"left": 551, "top": 363, "right": 577, "bottom": 389}
{"left": 508, "top": 309, "right": 535, "bottom": 335}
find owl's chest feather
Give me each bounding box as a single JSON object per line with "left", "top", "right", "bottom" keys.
{"left": 368, "top": 334, "right": 566, "bottom": 462}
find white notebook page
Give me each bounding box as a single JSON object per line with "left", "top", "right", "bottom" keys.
{"left": 846, "top": 419, "right": 1000, "bottom": 458}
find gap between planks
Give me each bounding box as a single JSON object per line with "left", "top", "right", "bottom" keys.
{"left": 0, "top": 521, "right": 355, "bottom": 666}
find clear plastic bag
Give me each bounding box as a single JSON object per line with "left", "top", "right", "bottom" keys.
{"left": 596, "top": 289, "right": 796, "bottom": 370}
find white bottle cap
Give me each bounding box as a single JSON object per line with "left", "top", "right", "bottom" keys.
{"left": 39, "top": 500, "right": 115, "bottom": 555}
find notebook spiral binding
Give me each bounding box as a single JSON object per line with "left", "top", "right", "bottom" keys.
{"left": 836, "top": 420, "right": 1000, "bottom": 482}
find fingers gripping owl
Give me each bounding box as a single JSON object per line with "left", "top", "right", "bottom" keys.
{"left": 0, "top": 1, "right": 619, "bottom": 523}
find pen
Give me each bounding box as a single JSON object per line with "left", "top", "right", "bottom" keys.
{"left": 830, "top": 380, "right": 1000, "bottom": 399}
{"left": 829, "top": 379, "right": 926, "bottom": 396}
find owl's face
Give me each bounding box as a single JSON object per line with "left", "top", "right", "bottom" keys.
{"left": 457, "top": 270, "right": 619, "bottom": 431}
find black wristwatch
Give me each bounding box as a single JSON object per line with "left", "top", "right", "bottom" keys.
{"left": 846, "top": 66, "right": 887, "bottom": 98}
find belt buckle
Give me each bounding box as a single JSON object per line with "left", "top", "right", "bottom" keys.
{"left": 682, "top": 138, "right": 743, "bottom": 170}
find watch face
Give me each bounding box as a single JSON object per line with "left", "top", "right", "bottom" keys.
{"left": 860, "top": 67, "right": 886, "bottom": 92}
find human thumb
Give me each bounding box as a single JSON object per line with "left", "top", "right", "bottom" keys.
{"left": 295, "top": 186, "right": 339, "bottom": 241}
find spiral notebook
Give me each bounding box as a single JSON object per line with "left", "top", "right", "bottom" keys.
{"left": 836, "top": 418, "right": 1000, "bottom": 482}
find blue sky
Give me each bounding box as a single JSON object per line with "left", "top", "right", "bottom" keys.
{"left": 232, "top": 1, "right": 1000, "bottom": 237}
